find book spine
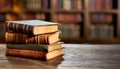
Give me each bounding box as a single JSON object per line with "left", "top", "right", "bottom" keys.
{"left": 36, "top": 34, "right": 48, "bottom": 44}
{"left": 6, "top": 32, "right": 50, "bottom": 44}
{"left": 7, "top": 44, "right": 62, "bottom": 52}
{"left": 106, "top": 14, "right": 113, "bottom": 23}
{"left": 6, "top": 49, "right": 47, "bottom": 60}
{"left": 89, "top": 0, "right": 94, "bottom": 10}
{"left": 6, "top": 22, "right": 34, "bottom": 34}
{"left": 94, "top": 0, "right": 102, "bottom": 10}
{"left": 7, "top": 44, "right": 48, "bottom": 52}
{"left": 35, "top": 0, "right": 41, "bottom": 10}
{"left": 44, "top": 0, "right": 49, "bottom": 9}
{"left": 77, "top": 0, "right": 82, "bottom": 10}
{"left": 105, "top": 0, "right": 112, "bottom": 10}
{"left": 6, "top": 32, "right": 27, "bottom": 44}
{"left": 59, "top": 0, "right": 63, "bottom": 9}
{"left": 63, "top": 0, "right": 71, "bottom": 10}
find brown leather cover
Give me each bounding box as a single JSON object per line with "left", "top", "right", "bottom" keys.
{"left": 6, "top": 32, "right": 60, "bottom": 44}
{"left": 6, "top": 48, "right": 63, "bottom": 60}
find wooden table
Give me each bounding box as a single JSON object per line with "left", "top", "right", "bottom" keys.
{"left": 1, "top": 44, "right": 120, "bottom": 69}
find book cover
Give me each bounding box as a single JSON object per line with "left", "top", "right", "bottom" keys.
{"left": 6, "top": 43, "right": 63, "bottom": 52}
{"left": 6, "top": 20, "right": 59, "bottom": 35}
{"left": 6, "top": 31, "right": 60, "bottom": 44}
{"left": 6, "top": 48, "right": 63, "bottom": 60}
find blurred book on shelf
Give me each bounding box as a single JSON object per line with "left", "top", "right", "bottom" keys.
{"left": 59, "top": 24, "right": 81, "bottom": 40}
{"left": 89, "top": 25, "right": 114, "bottom": 39}
{"left": 57, "top": 13, "right": 82, "bottom": 23}
{"left": 56, "top": 0, "right": 83, "bottom": 10}
{"left": 90, "top": 13, "right": 113, "bottom": 24}
{"left": 24, "top": 0, "right": 50, "bottom": 11}
{"left": 89, "top": 0, "right": 113, "bottom": 10}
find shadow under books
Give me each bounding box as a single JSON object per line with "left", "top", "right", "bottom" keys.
{"left": 6, "top": 55, "right": 64, "bottom": 67}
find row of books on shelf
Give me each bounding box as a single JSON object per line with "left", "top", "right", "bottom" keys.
{"left": 23, "top": 13, "right": 47, "bottom": 20}
{"left": 28, "top": 0, "right": 119, "bottom": 11}
{"left": 1, "top": 13, "right": 114, "bottom": 23}
{"left": 59, "top": 24, "right": 115, "bottom": 39}
{"left": 59, "top": 24, "right": 81, "bottom": 39}
{"left": 59, "top": 24, "right": 114, "bottom": 39}
{"left": 89, "top": 25, "right": 114, "bottom": 39}
{"left": 90, "top": 14, "right": 113, "bottom": 23}
{"left": 24, "top": 0, "right": 50, "bottom": 10}
{"left": 23, "top": 13, "right": 82, "bottom": 22}
{"left": 57, "top": 13, "right": 113, "bottom": 23}
{"left": 56, "top": 0, "right": 83, "bottom": 10}
{"left": 89, "top": 0, "right": 114, "bottom": 10}
{"left": 0, "top": 0, "right": 118, "bottom": 12}
{"left": 6, "top": 20, "right": 63, "bottom": 60}
{"left": 57, "top": 13, "right": 82, "bottom": 23}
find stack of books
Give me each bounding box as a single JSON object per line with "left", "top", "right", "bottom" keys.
{"left": 5, "top": 20, "right": 63, "bottom": 60}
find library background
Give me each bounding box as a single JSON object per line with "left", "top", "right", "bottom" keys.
{"left": 0, "top": 0, "right": 119, "bottom": 44}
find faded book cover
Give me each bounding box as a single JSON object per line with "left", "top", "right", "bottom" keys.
{"left": 6, "top": 48, "right": 63, "bottom": 60}
{"left": 6, "top": 31, "right": 61, "bottom": 44}
{"left": 6, "top": 20, "right": 59, "bottom": 35}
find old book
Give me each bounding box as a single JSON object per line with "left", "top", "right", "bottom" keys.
{"left": 89, "top": 0, "right": 94, "bottom": 10}
{"left": 58, "top": 0, "right": 63, "bottom": 9}
{"left": 6, "top": 31, "right": 60, "bottom": 44}
{"left": 7, "top": 43, "right": 62, "bottom": 52}
{"left": 105, "top": 0, "right": 112, "bottom": 9}
{"left": 25, "top": 0, "right": 41, "bottom": 10}
{"left": 63, "top": 0, "right": 71, "bottom": 10}
{"left": 105, "top": 14, "right": 113, "bottom": 23}
{"left": 6, "top": 48, "right": 63, "bottom": 60}
{"left": 77, "top": 0, "right": 82, "bottom": 10}
{"left": 94, "top": 0, "right": 102, "bottom": 10}
{"left": 6, "top": 20, "right": 59, "bottom": 35}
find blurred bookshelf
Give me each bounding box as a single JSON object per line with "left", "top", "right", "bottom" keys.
{"left": 0, "top": 0, "right": 120, "bottom": 44}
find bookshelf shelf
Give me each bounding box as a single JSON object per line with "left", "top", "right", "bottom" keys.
{"left": 56, "top": 10, "right": 84, "bottom": 13}
{"left": 24, "top": 10, "right": 51, "bottom": 13}
{"left": 0, "top": 0, "right": 120, "bottom": 44}
{"left": 89, "top": 10, "right": 118, "bottom": 13}
{"left": 91, "top": 22, "right": 113, "bottom": 25}
{"left": 57, "top": 21, "right": 82, "bottom": 24}
{"left": 62, "top": 38, "right": 119, "bottom": 44}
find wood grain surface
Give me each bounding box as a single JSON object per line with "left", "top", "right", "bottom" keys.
{"left": 0, "top": 44, "right": 120, "bottom": 69}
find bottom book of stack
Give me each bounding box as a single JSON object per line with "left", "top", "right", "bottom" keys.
{"left": 6, "top": 43, "right": 63, "bottom": 60}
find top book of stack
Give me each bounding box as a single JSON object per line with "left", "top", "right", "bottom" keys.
{"left": 6, "top": 20, "right": 59, "bottom": 35}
